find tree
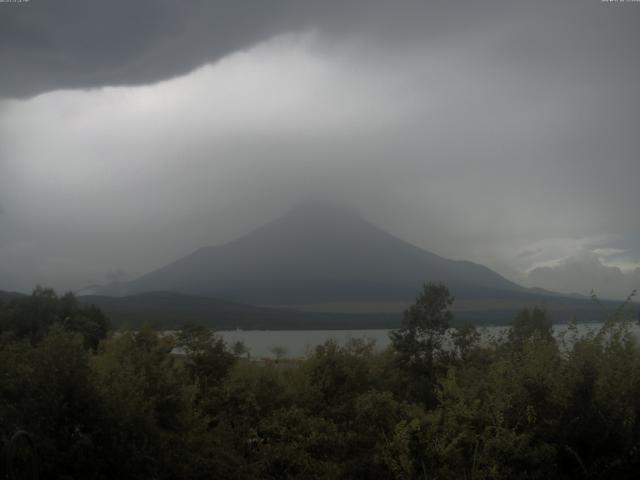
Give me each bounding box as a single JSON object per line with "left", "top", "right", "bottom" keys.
{"left": 0, "top": 287, "right": 109, "bottom": 349}
{"left": 304, "top": 339, "right": 376, "bottom": 416}
{"left": 91, "top": 327, "right": 198, "bottom": 479}
{"left": 508, "top": 307, "right": 553, "bottom": 349}
{"left": 176, "top": 323, "right": 237, "bottom": 400}
{"left": 451, "top": 322, "right": 480, "bottom": 361}
{"left": 390, "top": 282, "right": 454, "bottom": 405}
{"left": 232, "top": 340, "right": 250, "bottom": 359}
{"left": 0, "top": 327, "right": 106, "bottom": 478}
{"left": 271, "top": 345, "right": 288, "bottom": 362}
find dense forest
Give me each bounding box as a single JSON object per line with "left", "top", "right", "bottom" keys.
{"left": 1, "top": 285, "right": 639, "bottom": 479}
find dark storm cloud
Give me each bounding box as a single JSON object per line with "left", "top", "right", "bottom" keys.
{"left": 5, "top": 1, "right": 638, "bottom": 98}
{"left": 0, "top": 0, "right": 284, "bottom": 98}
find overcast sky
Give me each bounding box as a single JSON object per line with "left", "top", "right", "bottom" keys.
{"left": 1, "top": 0, "right": 639, "bottom": 299}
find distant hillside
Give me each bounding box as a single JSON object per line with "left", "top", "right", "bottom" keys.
{"left": 2, "top": 288, "right": 624, "bottom": 331}
{"left": 0, "top": 290, "right": 26, "bottom": 302}
{"left": 78, "top": 291, "right": 626, "bottom": 331}
{"left": 96, "top": 204, "right": 527, "bottom": 304}
{"left": 79, "top": 291, "right": 399, "bottom": 330}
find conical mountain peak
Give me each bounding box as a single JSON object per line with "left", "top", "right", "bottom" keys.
{"left": 258, "top": 203, "right": 373, "bottom": 235}
{"left": 99, "top": 204, "right": 521, "bottom": 304}
{"left": 240, "top": 203, "right": 384, "bottom": 248}
{"left": 278, "top": 203, "right": 365, "bottom": 222}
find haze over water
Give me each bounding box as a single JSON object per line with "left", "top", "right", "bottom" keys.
{"left": 217, "top": 323, "right": 640, "bottom": 359}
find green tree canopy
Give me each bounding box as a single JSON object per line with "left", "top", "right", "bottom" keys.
{"left": 390, "top": 282, "right": 454, "bottom": 405}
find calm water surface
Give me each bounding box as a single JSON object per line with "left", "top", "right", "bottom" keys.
{"left": 216, "top": 323, "right": 640, "bottom": 359}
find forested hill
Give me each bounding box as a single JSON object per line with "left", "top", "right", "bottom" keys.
{"left": 3, "top": 287, "right": 623, "bottom": 330}
{"left": 78, "top": 291, "right": 398, "bottom": 330}
{"left": 0, "top": 290, "right": 25, "bottom": 302}
{"left": 79, "top": 290, "right": 620, "bottom": 330}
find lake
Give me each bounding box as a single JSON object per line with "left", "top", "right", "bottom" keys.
{"left": 216, "top": 322, "right": 640, "bottom": 359}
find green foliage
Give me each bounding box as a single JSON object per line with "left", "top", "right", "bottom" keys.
{"left": 3, "top": 285, "right": 640, "bottom": 479}
{"left": 508, "top": 306, "right": 554, "bottom": 349}
{"left": 303, "top": 338, "right": 377, "bottom": 416}
{"left": 251, "top": 407, "right": 342, "bottom": 479}
{"left": 0, "top": 327, "right": 104, "bottom": 478}
{"left": 90, "top": 327, "right": 201, "bottom": 479}
{"left": 0, "top": 287, "right": 109, "bottom": 348}
{"left": 176, "top": 322, "right": 237, "bottom": 401}
{"left": 390, "top": 282, "right": 454, "bottom": 405}
{"left": 451, "top": 322, "right": 481, "bottom": 361}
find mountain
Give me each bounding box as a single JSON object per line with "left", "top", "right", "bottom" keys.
{"left": 97, "top": 204, "right": 527, "bottom": 304}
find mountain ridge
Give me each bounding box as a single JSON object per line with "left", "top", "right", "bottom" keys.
{"left": 95, "top": 204, "right": 527, "bottom": 304}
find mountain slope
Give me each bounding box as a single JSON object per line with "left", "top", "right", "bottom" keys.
{"left": 98, "top": 204, "right": 524, "bottom": 304}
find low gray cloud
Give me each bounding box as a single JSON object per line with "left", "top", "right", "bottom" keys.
{"left": 527, "top": 251, "right": 640, "bottom": 300}
{"left": 0, "top": 1, "right": 638, "bottom": 297}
